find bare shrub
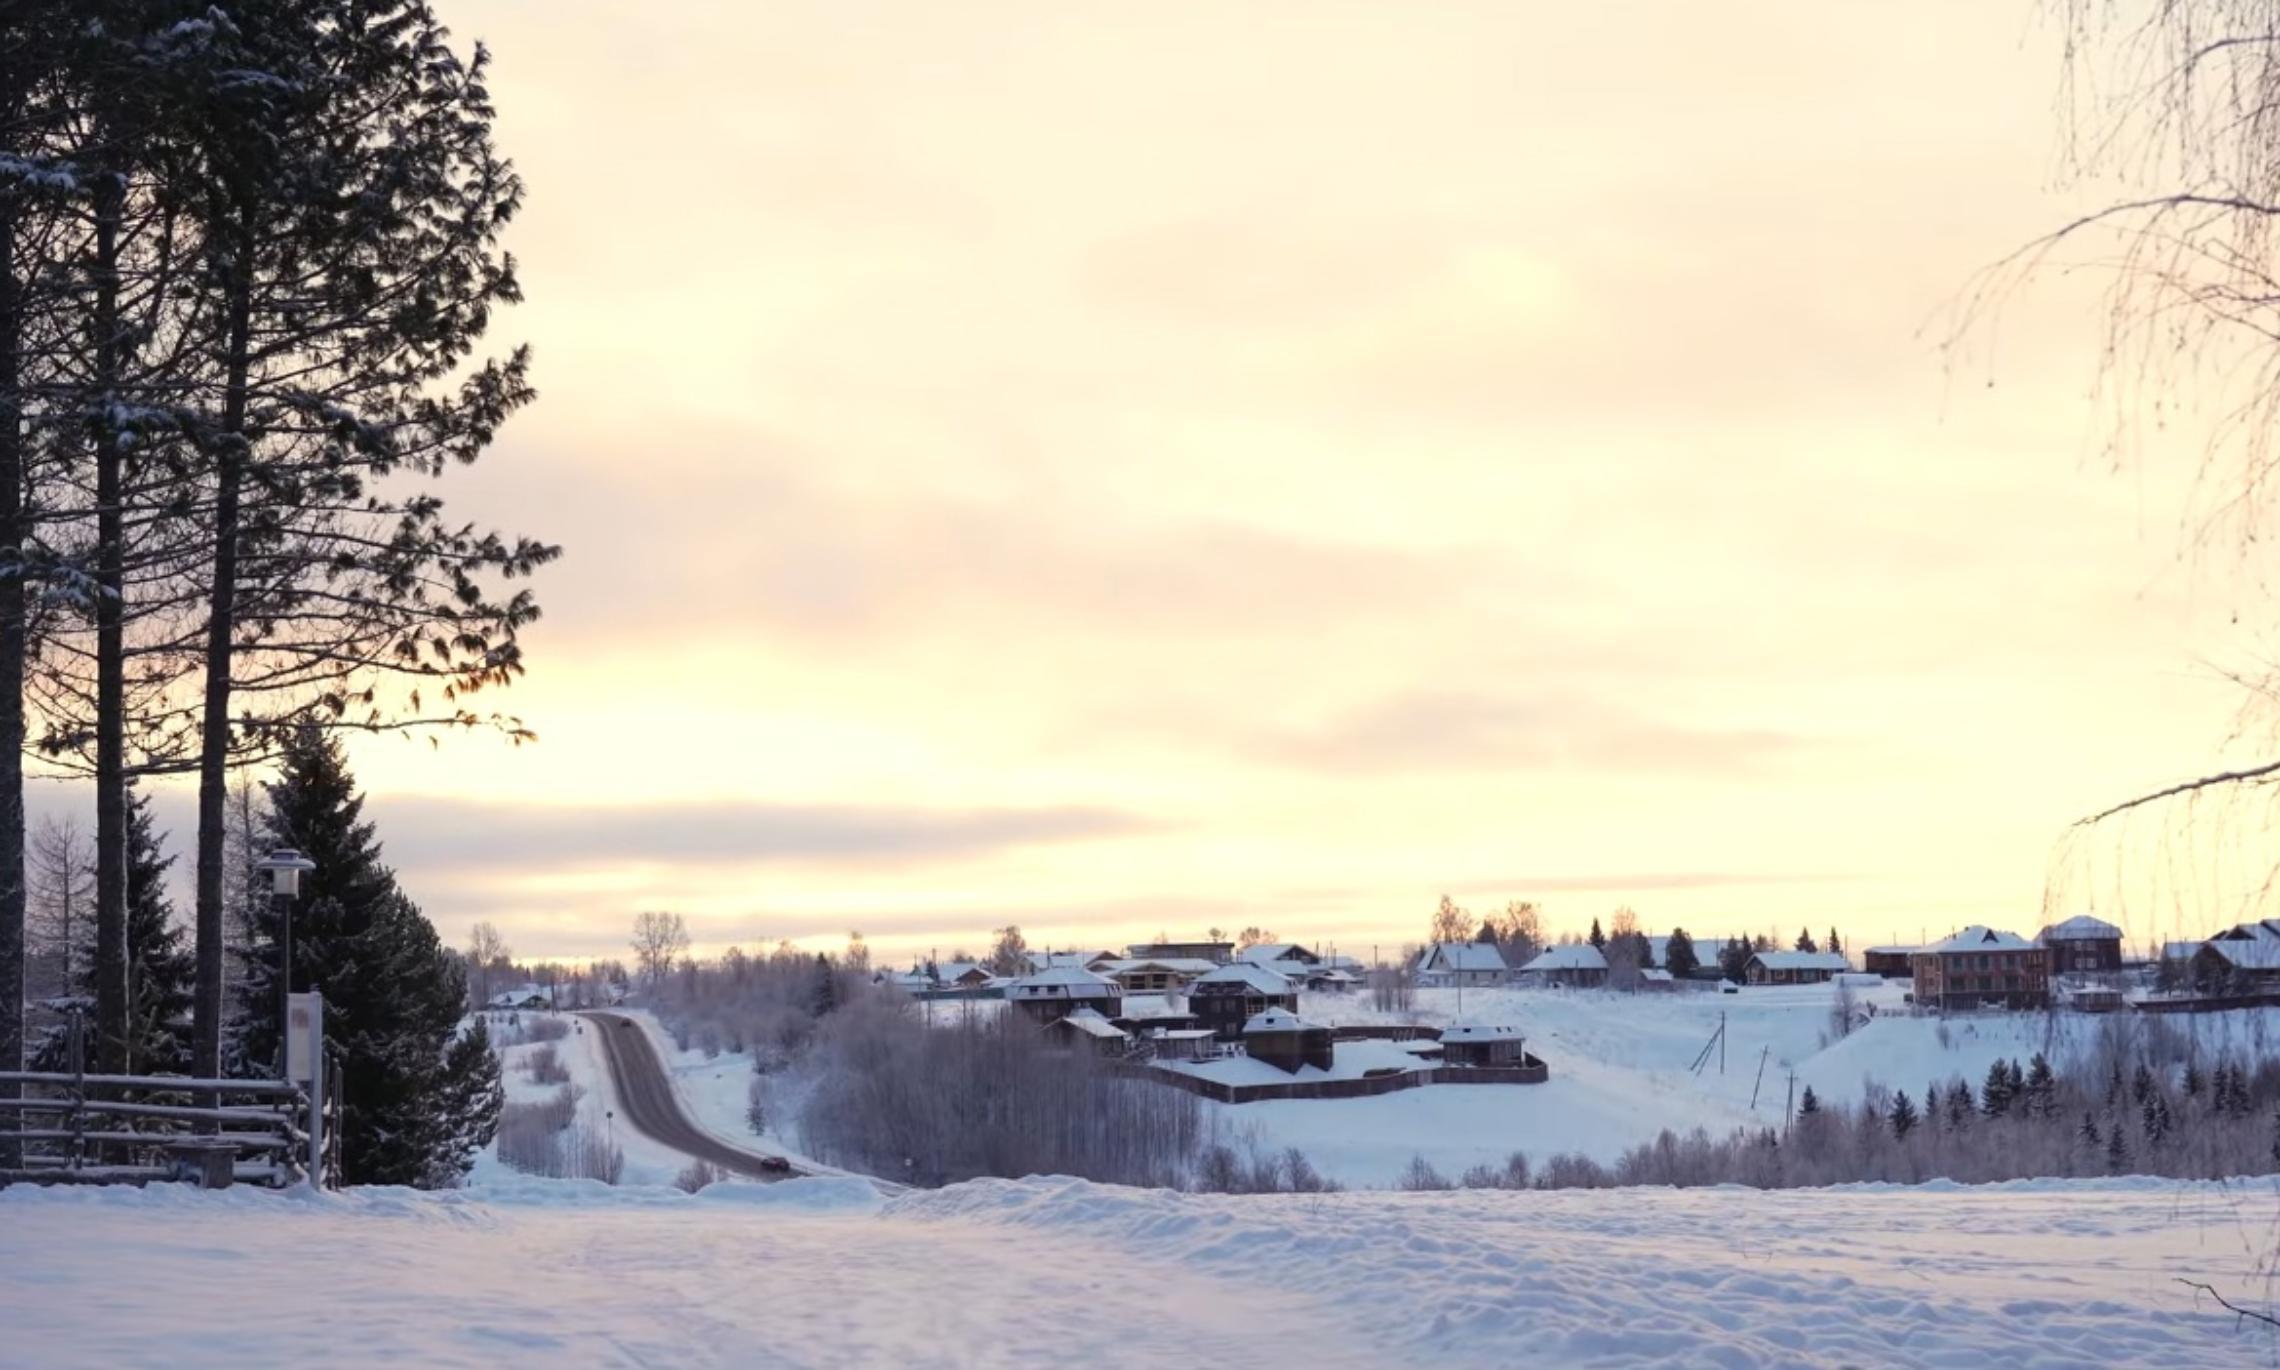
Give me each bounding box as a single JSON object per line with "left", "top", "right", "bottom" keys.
{"left": 526, "top": 1044, "right": 570, "bottom": 1085}
{"left": 798, "top": 996, "right": 1210, "bottom": 1189}
{"left": 1397, "top": 1155, "right": 1451, "bottom": 1191}
{"left": 675, "top": 1158, "right": 725, "bottom": 1193}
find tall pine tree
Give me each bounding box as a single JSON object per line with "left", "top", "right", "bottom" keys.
{"left": 235, "top": 729, "right": 498, "bottom": 1186}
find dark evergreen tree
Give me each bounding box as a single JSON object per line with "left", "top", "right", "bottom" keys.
{"left": 2105, "top": 1059, "right": 2124, "bottom": 1108}
{"left": 2183, "top": 1061, "right": 2204, "bottom": 1098}
{"left": 1587, "top": 919, "right": 1605, "bottom": 950}
{"left": 2106, "top": 1123, "right": 2130, "bottom": 1175}
{"left": 234, "top": 730, "right": 498, "bottom": 1186}
{"left": 1717, "top": 937, "right": 1754, "bottom": 984}
{"left": 1982, "top": 1059, "right": 2015, "bottom": 1118}
{"left": 1797, "top": 1085, "right": 1819, "bottom": 1116}
{"left": 1795, "top": 928, "right": 1817, "bottom": 953}
{"left": 2024, "top": 1053, "right": 2056, "bottom": 1120}
{"left": 1826, "top": 927, "right": 1842, "bottom": 956}
{"left": 1946, "top": 1080, "right": 1974, "bottom": 1131}
{"left": 1890, "top": 1089, "right": 1918, "bottom": 1141}
{"left": 1663, "top": 928, "right": 1700, "bottom": 980}
{"left": 2077, "top": 1112, "right": 2100, "bottom": 1149}
{"left": 2131, "top": 1061, "right": 2155, "bottom": 1106}
{"left": 811, "top": 953, "right": 840, "bottom": 1016}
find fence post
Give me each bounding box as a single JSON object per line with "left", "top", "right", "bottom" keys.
{"left": 67, "top": 1006, "right": 85, "bottom": 1173}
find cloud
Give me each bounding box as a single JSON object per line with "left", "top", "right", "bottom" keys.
{"left": 1245, "top": 690, "right": 1821, "bottom": 777}
{"left": 367, "top": 795, "right": 1158, "bottom": 874}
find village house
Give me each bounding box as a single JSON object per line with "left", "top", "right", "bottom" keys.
{"left": 487, "top": 984, "right": 550, "bottom": 1011}
{"left": 1861, "top": 945, "right": 1919, "bottom": 978}
{"left": 1910, "top": 926, "right": 2049, "bottom": 1012}
{"left": 931, "top": 961, "right": 994, "bottom": 990}
{"left": 1005, "top": 965, "right": 1125, "bottom": 1024}
{"left": 1516, "top": 944, "right": 1607, "bottom": 988}
{"left": 1414, "top": 942, "right": 1510, "bottom": 987}
{"left": 2190, "top": 921, "right": 2280, "bottom": 993}
{"left": 1188, "top": 962, "right": 1300, "bottom": 1039}
{"left": 1242, "top": 1008, "right": 1334, "bottom": 1074}
{"left": 1741, "top": 950, "right": 1849, "bottom": 986}
{"left": 1439, "top": 1021, "right": 1528, "bottom": 1067}
{"left": 2036, "top": 915, "right": 2124, "bottom": 974}
{"left": 1043, "top": 1008, "right": 1131, "bottom": 1057}
{"left": 1099, "top": 957, "right": 1218, "bottom": 994}
{"left": 1125, "top": 940, "right": 1235, "bottom": 965}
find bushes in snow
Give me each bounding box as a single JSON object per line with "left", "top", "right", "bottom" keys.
{"left": 795, "top": 996, "right": 1213, "bottom": 1189}
{"left": 674, "top": 1159, "right": 725, "bottom": 1193}
{"left": 525, "top": 1044, "right": 570, "bottom": 1086}
{"left": 496, "top": 1085, "right": 623, "bottom": 1184}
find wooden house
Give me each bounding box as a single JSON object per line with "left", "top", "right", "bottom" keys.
{"left": 1124, "top": 940, "right": 1235, "bottom": 966}
{"left": 2036, "top": 916, "right": 2124, "bottom": 974}
{"left": 1243, "top": 1009, "right": 1333, "bottom": 1074}
{"left": 1188, "top": 963, "right": 1299, "bottom": 1039}
{"left": 1516, "top": 944, "right": 1607, "bottom": 988}
{"left": 1005, "top": 966, "right": 1125, "bottom": 1023}
{"left": 1742, "top": 951, "right": 1849, "bottom": 986}
{"left": 1415, "top": 941, "right": 1510, "bottom": 987}
{"left": 2191, "top": 921, "right": 2280, "bottom": 993}
{"left": 1100, "top": 957, "right": 1218, "bottom": 994}
{"left": 1861, "top": 946, "right": 1919, "bottom": 978}
{"left": 1910, "top": 927, "right": 2049, "bottom": 1012}
{"left": 1440, "top": 1021, "right": 1528, "bottom": 1067}
{"left": 1043, "top": 1008, "right": 1131, "bottom": 1057}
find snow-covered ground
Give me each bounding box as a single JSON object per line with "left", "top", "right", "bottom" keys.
{"left": 4, "top": 1172, "right": 2274, "bottom": 1367}
{"left": 1207, "top": 984, "right": 2280, "bottom": 1187}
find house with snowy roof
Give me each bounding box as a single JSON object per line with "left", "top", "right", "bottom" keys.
{"left": 488, "top": 983, "right": 549, "bottom": 1010}
{"left": 1741, "top": 950, "right": 1849, "bottom": 986}
{"left": 1515, "top": 944, "right": 1606, "bottom": 988}
{"left": 1242, "top": 1008, "right": 1332, "bottom": 1073}
{"left": 1043, "top": 1008, "right": 1131, "bottom": 1057}
{"left": 1440, "top": 1021, "right": 1528, "bottom": 1067}
{"left": 2036, "top": 916, "right": 2125, "bottom": 974}
{"left": 932, "top": 961, "right": 995, "bottom": 990}
{"left": 1005, "top": 965, "right": 1124, "bottom": 1024}
{"left": 2190, "top": 920, "right": 2280, "bottom": 993}
{"left": 1911, "top": 927, "right": 2049, "bottom": 1012}
{"left": 1098, "top": 957, "right": 1219, "bottom": 994}
{"left": 1414, "top": 941, "right": 1510, "bottom": 988}
{"left": 1189, "top": 962, "right": 1300, "bottom": 1039}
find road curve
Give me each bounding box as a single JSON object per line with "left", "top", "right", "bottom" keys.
{"left": 579, "top": 1011, "right": 805, "bottom": 1181}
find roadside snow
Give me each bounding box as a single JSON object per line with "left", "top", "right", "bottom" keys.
{"left": 3, "top": 1173, "right": 2272, "bottom": 1368}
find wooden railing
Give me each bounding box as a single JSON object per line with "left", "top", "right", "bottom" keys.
{"left": 0, "top": 1031, "right": 335, "bottom": 1189}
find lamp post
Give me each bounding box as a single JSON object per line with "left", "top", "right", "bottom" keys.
{"left": 257, "top": 848, "right": 317, "bottom": 1074}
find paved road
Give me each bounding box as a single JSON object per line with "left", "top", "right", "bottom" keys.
{"left": 580, "top": 1012, "right": 805, "bottom": 1181}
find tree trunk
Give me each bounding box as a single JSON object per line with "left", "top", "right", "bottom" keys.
{"left": 90, "top": 170, "right": 128, "bottom": 1074}
{"left": 193, "top": 239, "right": 251, "bottom": 1080}
{"left": 0, "top": 186, "right": 26, "bottom": 1157}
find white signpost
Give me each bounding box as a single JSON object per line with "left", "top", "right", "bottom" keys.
{"left": 286, "top": 992, "right": 325, "bottom": 1185}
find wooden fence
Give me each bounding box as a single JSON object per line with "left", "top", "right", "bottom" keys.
{"left": 1127, "top": 1055, "right": 1548, "bottom": 1105}
{"left": 0, "top": 1016, "right": 336, "bottom": 1189}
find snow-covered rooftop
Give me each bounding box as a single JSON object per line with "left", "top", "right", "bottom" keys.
{"left": 1193, "top": 963, "right": 1294, "bottom": 994}
{"left": 1746, "top": 951, "right": 1850, "bottom": 972}
{"left": 1242, "top": 1008, "right": 1316, "bottom": 1034}
{"left": 1862, "top": 945, "right": 1921, "bottom": 955}
{"left": 1008, "top": 966, "right": 1122, "bottom": 997}
{"left": 2038, "top": 915, "right": 2123, "bottom": 943}
{"left": 1520, "top": 944, "right": 1607, "bottom": 973}
{"left": 1418, "top": 942, "right": 1509, "bottom": 973}
{"left": 1051, "top": 1009, "right": 1128, "bottom": 1040}
{"left": 1923, "top": 926, "right": 2035, "bottom": 955}
{"left": 1441, "top": 1022, "right": 1525, "bottom": 1042}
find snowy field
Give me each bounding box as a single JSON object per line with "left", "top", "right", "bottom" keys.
{"left": 1208, "top": 983, "right": 2280, "bottom": 1186}
{"left": 4, "top": 1172, "right": 2276, "bottom": 1367}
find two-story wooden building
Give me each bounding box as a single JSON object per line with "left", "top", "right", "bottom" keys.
{"left": 1911, "top": 927, "right": 2049, "bottom": 1012}
{"left": 1741, "top": 950, "right": 1850, "bottom": 986}
{"left": 1005, "top": 966, "right": 1125, "bottom": 1024}
{"left": 2036, "top": 915, "right": 2124, "bottom": 974}
{"left": 1188, "top": 962, "right": 1299, "bottom": 1039}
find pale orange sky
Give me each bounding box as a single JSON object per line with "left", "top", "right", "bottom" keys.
{"left": 137, "top": 0, "right": 2280, "bottom": 965}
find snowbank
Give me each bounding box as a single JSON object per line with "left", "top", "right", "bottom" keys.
{"left": 2, "top": 1173, "right": 2270, "bottom": 1367}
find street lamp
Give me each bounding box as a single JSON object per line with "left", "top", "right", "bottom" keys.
{"left": 258, "top": 848, "right": 317, "bottom": 1074}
